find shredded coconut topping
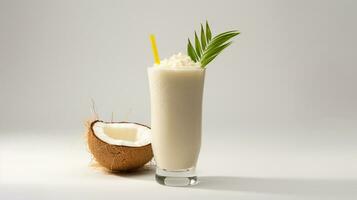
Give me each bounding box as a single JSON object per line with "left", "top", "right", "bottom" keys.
{"left": 154, "top": 52, "right": 200, "bottom": 68}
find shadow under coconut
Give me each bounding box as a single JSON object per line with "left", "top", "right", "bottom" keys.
{"left": 106, "top": 164, "right": 156, "bottom": 181}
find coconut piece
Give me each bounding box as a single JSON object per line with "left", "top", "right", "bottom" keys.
{"left": 87, "top": 120, "right": 153, "bottom": 171}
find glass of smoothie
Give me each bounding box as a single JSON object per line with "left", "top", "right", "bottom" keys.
{"left": 148, "top": 53, "right": 205, "bottom": 186}
{"left": 147, "top": 22, "right": 239, "bottom": 186}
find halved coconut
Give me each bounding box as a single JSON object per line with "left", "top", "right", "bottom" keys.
{"left": 87, "top": 120, "right": 153, "bottom": 171}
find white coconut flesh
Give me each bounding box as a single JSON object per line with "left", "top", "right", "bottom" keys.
{"left": 92, "top": 122, "right": 151, "bottom": 147}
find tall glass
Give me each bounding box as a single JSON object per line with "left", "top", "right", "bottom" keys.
{"left": 148, "top": 67, "right": 205, "bottom": 186}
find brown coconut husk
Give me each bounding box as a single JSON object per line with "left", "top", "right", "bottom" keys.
{"left": 86, "top": 120, "right": 153, "bottom": 172}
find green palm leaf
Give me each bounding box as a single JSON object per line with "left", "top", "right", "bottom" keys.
{"left": 201, "top": 42, "right": 232, "bottom": 67}
{"left": 206, "top": 21, "right": 212, "bottom": 42}
{"left": 187, "top": 39, "right": 197, "bottom": 62}
{"left": 194, "top": 32, "right": 202, "bottom": 57}
{"left": 187, "top": 21, "right": 240, "bottom": 68}
{"left": 200, "top": 24, "right": 206, "bottom": 50}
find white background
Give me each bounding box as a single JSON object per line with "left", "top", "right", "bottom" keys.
{"left": 1, "top": 0, "right": 357, "bottom": 199}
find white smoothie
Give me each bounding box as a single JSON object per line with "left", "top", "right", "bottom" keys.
{"left": 148, "top": 53, "right": 205, "bottom": 170}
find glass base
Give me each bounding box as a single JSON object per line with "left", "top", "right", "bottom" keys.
{"left": 155, "top": 167, "right": 198, "bottom": 187}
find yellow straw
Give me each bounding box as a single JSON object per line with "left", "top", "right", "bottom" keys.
{"left": 150, "top": 34, "right": 160, "bottom": 64}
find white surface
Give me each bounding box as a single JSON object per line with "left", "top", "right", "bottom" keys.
{"left": 1, "top": 130, "right": 356, "bottom": 200}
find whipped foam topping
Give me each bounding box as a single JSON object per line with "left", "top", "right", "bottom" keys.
{"left": 154, "top": 52, "right": 200, "bottom": 68}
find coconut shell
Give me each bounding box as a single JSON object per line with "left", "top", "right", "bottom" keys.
{"left": 87, "top": 120, "right": 153, "bottom": 171}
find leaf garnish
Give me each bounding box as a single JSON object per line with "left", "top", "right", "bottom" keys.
{"left": 187, "top": 21, "right": 240, "bottom": 68}
{"left": 205, "top": 21, "right": 212, "bottom": 42}
{"left": 187, "top": 39, "right": 197, "bottom": 62}
{"left": 200, "top": 24, "right": 206, "bottom": 50}
{"left": 194, "top": 32, "right": 202, "bottom": 57}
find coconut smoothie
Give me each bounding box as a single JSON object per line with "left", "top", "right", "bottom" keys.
{"left": 148, "top": 22, "right": 239, "bottom": 186}
{"left": 148, "top": 53, "right": 205, "bottom": 171}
